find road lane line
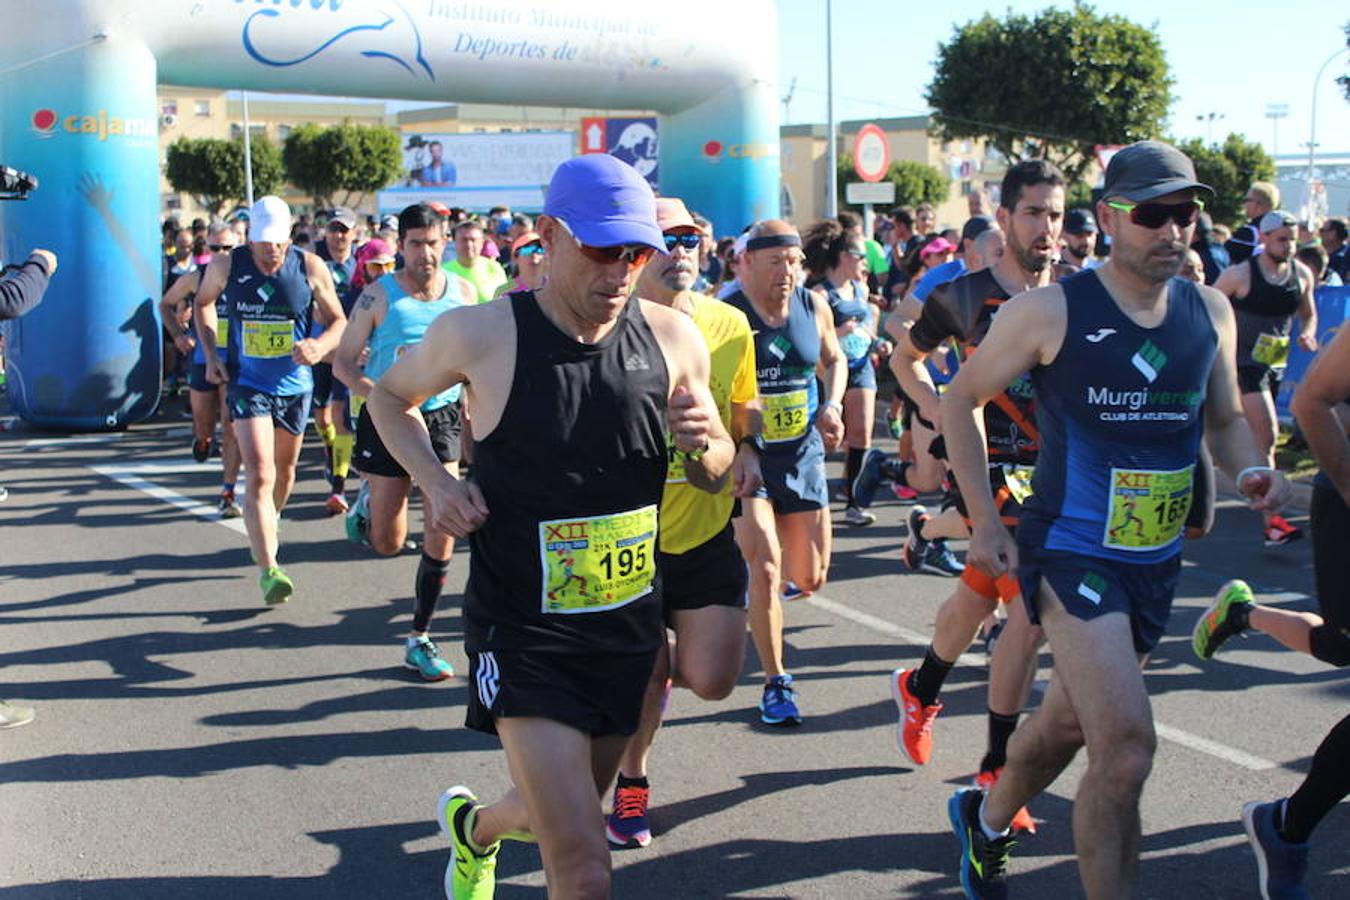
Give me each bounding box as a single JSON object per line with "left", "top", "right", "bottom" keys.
{"left": 804, "top": 592, "right": 1278, "bottom": 771}
{"left": 89, "top": 462, "right": 246, "bottom": 536}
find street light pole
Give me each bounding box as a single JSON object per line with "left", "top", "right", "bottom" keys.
{"left": 242, "top": 90, "right": 255, "bottom": 208}
{"left": 824, "top": 0, "right": 837, "bottom": 218}
{"left": 1308, "top": 47, "right": 1349, "bottom": 203}
{"left": 1264, "top": 103, "right": 1288, "bottom": 158}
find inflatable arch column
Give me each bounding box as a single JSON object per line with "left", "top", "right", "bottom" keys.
{"left": 0, "top": 0, "right": 780, "bottom": 430}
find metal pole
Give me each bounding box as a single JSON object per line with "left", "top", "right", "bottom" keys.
{"left": 242, "top": 90, "right": 255, "bottom": 208}
{"left": 824, "top": 0, "right": 837, "bottom": 218}
{"left": 1308, "top": 48, "right": 1348, "bottom": 201}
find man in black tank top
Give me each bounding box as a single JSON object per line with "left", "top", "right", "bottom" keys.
{"left": 366, "top": 155, "right": 733, "bottom": 900}
{"left": 1214, "top": 210, "right": 1318, "bottom": 547}
{"left": 938, "top": 141, "right": 1292, "bottom": 900}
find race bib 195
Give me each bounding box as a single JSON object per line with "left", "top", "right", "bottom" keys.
{"left": 538, "top": 505, "right": 658, "bottom": 614}
{"left": 1103, "top": 465, "right": 1194, "bottom": 551}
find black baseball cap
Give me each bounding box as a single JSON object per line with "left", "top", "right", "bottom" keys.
{"left": 1065, "top": 209, "right": 1098, "bottom": 235}
{"left": 1102, "top": 140, "right": 1213, "bottom": 203}
{"left": 960, "top": 215, "right": 994, "bottom": 243}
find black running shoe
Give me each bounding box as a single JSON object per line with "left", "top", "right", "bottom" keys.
{"left": 949, "top": 787, "right": 1016, "bottom": 899}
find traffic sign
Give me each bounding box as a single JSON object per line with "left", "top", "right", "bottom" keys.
{"left": 577, "top": 116, "right": 660, "bottom": 187}
{"left": 853, "top": 123, "right": 890, "bottom": 183}
{"left": 580, "top": 117, "right": 607, "bottom": 154}
{"left": 845, "top": 181, "right": 896, "bottom": 205}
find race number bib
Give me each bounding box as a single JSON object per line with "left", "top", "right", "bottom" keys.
{"left": 1000, "top": 465, "right": 1035, "bottom": 504}
{"left": 1252, "top": 332, "right": 1290, "bottom": 368}
{"left": 763, "top": 389, "right": 810, "bottom": 443}
{"left": 1103, "top": 465, "right": 1194, "bottom": 551}
{"left": 216, "top": 319, "right": 229, "bottom": 349}
{"left": 539, "top": 505, "right": 658, "bottom": 614}
{"left": 242, "top": 319, "right": 293, "bottom": 358}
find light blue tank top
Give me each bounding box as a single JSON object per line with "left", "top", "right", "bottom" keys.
{"left": 365, "top": 271, "right": 465, "bottom": 411}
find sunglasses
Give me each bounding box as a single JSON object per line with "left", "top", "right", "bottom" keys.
{"left": 556, "top": 217, "right": 655, "bottom": 267}
{"left": 1105, "top": 199, "right": 1204, "bottom": 230}
{"left": 663, "top": 233, "right": 702, "bottom": 251}
{"left": 207, "top": 243, "right": 235, "bottom": 252}
{"left": 844, "top": 247, "right": 867, "bottom": 259}
{"left": 516, "top": 244, "right": 545, "bottom": 258}
{"left": 366, "top": 260, "right": 396, "bottom": 272}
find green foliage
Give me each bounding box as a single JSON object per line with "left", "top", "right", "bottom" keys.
{"left": 164, "top": 135, "right": 283, "bottom": 215}
{"left": 837, "top": 155, "right": 949, "bottom": 211}
{"left": 926, "top": 3, "right": 1171, "bottom": 184}
{"left": 1174, "top": 134, "right": 1275, "bottom": 227}
{"left": 282, "top": 121, "right": 403, "bottom": 209}
{"left": 1066, "top": 180, "right": 1095, "bottom": 210}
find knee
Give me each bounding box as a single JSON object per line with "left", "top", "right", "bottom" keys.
{"left": 1091, "top": 731, "right": 1156, "bottom": 795}
{"left": 795, "top": 569, "right": 826, "bottom": 594}
{"left": 684, "top": 666, "right": 739, "bottom": 702}
{"left": 369, "top": 533, "right": 402, "bottom": 557}
{"left": 745, "top": 554, "right": 780, "bottom": 590}
{"left": 558, "top": 857, "right": 610, "bottom": 900}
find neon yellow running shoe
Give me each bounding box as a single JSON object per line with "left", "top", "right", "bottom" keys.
{"left": 260, "top": 566, "right": 293, "bottom": 606}
{"left": 438, "top": 786, "right": 499, "bottom": 899}
{"left": 1192, "top": 579, "right": 1254, "bottom": 660}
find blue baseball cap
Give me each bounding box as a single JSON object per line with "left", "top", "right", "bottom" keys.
{"left": 543, "top": 155, "right": 664, "bottom": 251}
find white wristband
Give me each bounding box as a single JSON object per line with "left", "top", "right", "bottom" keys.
{"left": 824, "top": 400, "right": 843, "bottom": 414}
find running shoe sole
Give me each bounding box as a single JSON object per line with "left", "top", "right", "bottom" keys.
{"left": 948, "top": 790, "right": 980, "bottom": 900}
{"left": 1241, "top": 801, "right": 1274, "bottom": 900}
{"left": 404, "top": 658, "right": 454, "bottom": 682}
{"left": 1191, "top": 579, "right": 1251, "bottom": 660}
{"left": 605, "top": 820, "right": 653, "bottom": 849}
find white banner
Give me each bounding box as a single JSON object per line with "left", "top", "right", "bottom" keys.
{"left": 378, "top": 130, "right": 575, "bottom": 212}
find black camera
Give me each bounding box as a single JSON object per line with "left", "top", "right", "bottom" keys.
{"left": 0, "top": 166, "right": 38, "bottom": 200}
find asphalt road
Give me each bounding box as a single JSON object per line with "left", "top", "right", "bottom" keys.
{"left": 1, "top": 401, "right": 1345, "bottom": 899}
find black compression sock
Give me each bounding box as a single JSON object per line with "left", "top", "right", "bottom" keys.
{"left": 980, "top": 710, "right": 1022, "bottom": 773}
{"left": 845, "top": 447, "right": 865, "bottom": 504}
{"left": 1280, "top": 712, "right": 1350, "bottom": 844}
{"left": 413, "top": 552, "right": 450, "bottom": 633}
{"left": 908, "top": 647, "right": 954, "bottom": 708}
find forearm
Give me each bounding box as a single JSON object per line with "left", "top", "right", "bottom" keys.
{"left": 0, "top": 259, "right": 51, "bottom": 320}
{"left": 731, "top": 401, "right": 762, "bottom": 443}
{"left": 194, "top": 307, "right": 219, "bottom": 360}
{"left": 681, "top": 428, "right": 735, "bottom": 493}
{"left": 367, "top": 382, "right": 450, "bottom": 487}
{"left": 1293, "top": 396, "right": 1350, "bottom": 499}
{"left": 159, "top": 299, "right": 186, "bottom": 338}
{"left": 895, "top": 354, "right": 940, "bottom": 421}
{"left": 313, "top": 318, "right": 346, "bottom": 356}
{"left": 1206, "top": 410, "right": 1269, "bottom": 482}
{"left": 819, "top": 359, "right": 846, "bottom": 408}
{"left": 942, "top": 391, "right": 999, "bottom": 528}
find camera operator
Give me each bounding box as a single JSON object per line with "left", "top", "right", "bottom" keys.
{"left": 0, "top": 246, "right": 55, "bottom": 730}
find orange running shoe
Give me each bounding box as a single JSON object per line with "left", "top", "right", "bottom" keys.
{"left": 974, "top": 767, "right": 1037, "bottom": 834}
{"left": 889, "top": 668, "right": 942, "bottom": 765}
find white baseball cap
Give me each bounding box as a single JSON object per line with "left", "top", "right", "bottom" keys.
{"left": 248, "top": 195, "right": 292, "bottom": 244}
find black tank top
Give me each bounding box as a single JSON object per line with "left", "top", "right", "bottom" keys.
{"left": 465, "top": 292, "right": 670, "bottom": 656}
{"left": 1234, "top": 256, "right": 1302, "bottom": 368}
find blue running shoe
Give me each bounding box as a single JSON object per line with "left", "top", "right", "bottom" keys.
{"left": 781, "top": 581, "right": 810, "bottom": 602}
{"left": 605, "top": 780, "right": 652, "bottom": 848}
{"left": 759, "top": 674, "right": 802, "bottom": 726}
{"left": 1242, "top": 799, "right": 1310, "bottom": 900}
{"left": 345, "top": 480, "right": 371, "bottom": 545}
{"left": 949, "top": 787, "right": 1016, "bottom": 899}
{"left": 405, "top": 636, "right": 454, "bottom": 681}
{"left": 851, "top": 448, "right": 889, "bottom": 510}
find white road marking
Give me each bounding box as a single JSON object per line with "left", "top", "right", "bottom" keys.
{"left": 89, "top": 462, "right": 246, "bottom": 536}
{"left": 17, "top": 427, "right": 191, "bottom": 450}
{"left": 805, "top": 592, "right": 1278, "bottom": 771}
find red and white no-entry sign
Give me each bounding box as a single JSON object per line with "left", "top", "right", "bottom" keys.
{"left": 853, "top": 123, "right": 890, "bottom": 183}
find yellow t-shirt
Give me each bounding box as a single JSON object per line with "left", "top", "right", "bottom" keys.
{"left": 443, "top": 257, "right": 507, "bottom": 304}
{"left": 660, "top": 292, "right": 758, "bottom": 554}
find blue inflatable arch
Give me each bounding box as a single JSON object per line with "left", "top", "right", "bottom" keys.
{"left": 0, "top": 0, "right": 780, "bottom": 429}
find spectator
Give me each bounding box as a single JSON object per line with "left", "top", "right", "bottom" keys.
{"left": 1191, "top": 212, "right": 1231, "bottom": 285}
{"left": 1320, "top": 217, "right": 1348, "bottom": 281}
{"left": 1297, "top": 244, "right": 1343, "bottom": 287}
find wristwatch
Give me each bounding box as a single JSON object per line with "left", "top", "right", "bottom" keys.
{"left": 738, "top": 434, "right": 766, "bottom": 456}
{"left": 824, "top": 400, "right": 844, "bottom": 415}
{"left": 681, "top": 440, "right": 709, "bottom": 462}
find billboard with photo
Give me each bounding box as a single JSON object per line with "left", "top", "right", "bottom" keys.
{"left": 377, "top": 131, "right": 575, "bottom": 213}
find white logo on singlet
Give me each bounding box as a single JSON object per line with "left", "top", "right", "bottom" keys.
{"left": 623, "top": 353, "right": 649, "bottom": 371}
{"left": 236, "top": 275, "right": 252, "bottom": 284}
{"left": 1085, "top": 328, "right": 1116, "bottom": 343}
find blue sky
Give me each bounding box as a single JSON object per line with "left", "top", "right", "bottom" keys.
{"left": 774, "top": 0, "right": 1349, "bottom": 159}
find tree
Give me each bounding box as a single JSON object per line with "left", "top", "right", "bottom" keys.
{"left": 926, "top": 3, "right": 1171, "bottom": 184}
{"left": 837, "top": 155, "right": 948, "bottom": 212}
{"left": 1174, "top": 134, "right": 1275, "bottom": 226}
{"left": 164, "top": 135, "right": 284, "bottom": 216}
{"left": 282, "top": 121, "right": 403, "bottom": 209}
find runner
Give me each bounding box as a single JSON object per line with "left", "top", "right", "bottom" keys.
{"left": 194, "top": 195, "right": 347, "bottom": 606}
{"left": 442, "top": 219, "right": 507, "bottom": 303}
{"left": 334, "top": 203, "right": 477, "bottom": 681}
{"left": 491, "top": 231, "right": 547, "bottom": 298}
{"left": 802, "top": 219, "right": 888, "bottom": 526}
{"left": 159, "top": 221, "right": 243, "bottom": 517}
{"left": 1214, "top": 209, "right": 1318, "bottom": 546}
{"left": 605, "top": 196, "right": 762, "bottom": 849}
{"left": 1192, "top": 322, "right": 1350, "bottom": 899}
{"left": 1059, "top": 208, "right": 1100, "bottom": 269}
{"left": 939, "top": 141, "right": 1291, "bottom": 899}
{"left": 886, "top": 162, "right": 1069, "bottom": 839}
{"left": 726, "top": 219, "right": 846, "bottom": 726}
{"left": 365, "top": 155, "right": 732, "bottom": 899}
{"left": 312, "top": 207, "right": 359, "bottom": 514}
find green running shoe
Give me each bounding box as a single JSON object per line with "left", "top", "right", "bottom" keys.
{"left": 345, "top": 480, "right": 371, "bottom": 545}
{"left": 438, "top": 786, "right": 499, "bottom": 900}
{"left": 260, "top": 566, "right": 294, "bottom": 606}
{"left": 1193, "top": 579, "right": 1254, "bottom": 660}
{"left": 405, "top": 636, "right": 454, "bottom": 681}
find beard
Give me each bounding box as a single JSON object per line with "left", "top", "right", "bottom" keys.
{"left": 660, "top": 258, "right": 698, "bottom": 292}
{"left": 1007, "top": 229, "right": 1050, "bottom": 274}
{"left": 1116, "top": 238, "right": 1187, "bottom": 284}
